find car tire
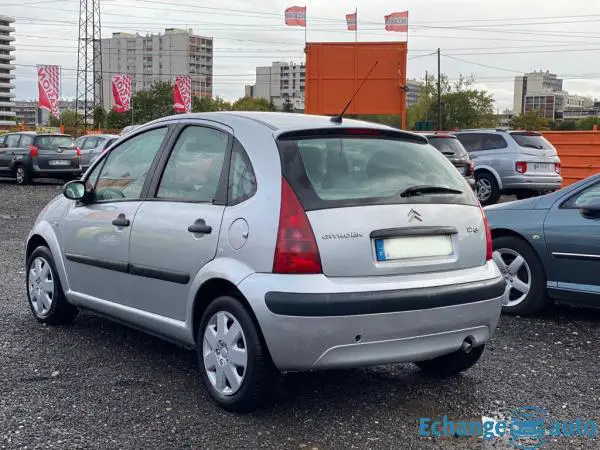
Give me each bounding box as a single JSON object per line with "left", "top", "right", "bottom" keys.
{"left": 492, "top": 236, "right": 548, "bottom": 316}
{"left": 26, "top": 246, "right": 78, "bottom": 325}
{"left": 15, "top": 165, "right": 32, "bottom": 185}
{"left": 197, "top": 295, "right": 279, "bottom": 413}
{"left": 416, "top": 344, "right": 485, "bottom": 376}
{"left": 475, "top": 172, "right": 500, "bottom": 206}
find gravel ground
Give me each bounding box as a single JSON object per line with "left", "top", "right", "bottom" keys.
{"left": 1, "top": 178, "right": 599, "bottom": 450}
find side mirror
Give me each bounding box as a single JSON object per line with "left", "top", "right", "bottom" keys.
{"left": 63, "top": 180, "right": 86, "bottom": 201}
{"left": 578, "top": 197, "right": 600, "bottom": 218}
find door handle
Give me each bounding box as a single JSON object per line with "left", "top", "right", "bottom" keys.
{"left": 188, "top": 219, "right": 212, "bottom": 234}
{"left": 112, "top": 213, "right": 130, "bottom": 227}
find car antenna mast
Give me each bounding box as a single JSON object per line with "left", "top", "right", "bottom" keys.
{"left": 330, "top": 61, "right": 378, "bottom": 124}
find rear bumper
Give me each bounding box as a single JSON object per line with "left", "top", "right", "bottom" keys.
{"left": 239, "top": 262, "right": 504, "bottom": 371}
{"left": 502, "top": 174, "right": 562, "bottom": 191}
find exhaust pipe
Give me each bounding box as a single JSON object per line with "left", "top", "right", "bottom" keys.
{"left": 461, "top": 337, "right": 474, "bottom": 353}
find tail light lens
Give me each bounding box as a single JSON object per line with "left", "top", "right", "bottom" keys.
{"left": 555, "top": 163, "right": 561, "bottom": 174}
{"left": 76, "top": 147, "right": 81, "bottom": 156}
{"left": 467, "top": 161, "right": 474, "bottom": 176}
{"left": 480, "top": 206, "right": 493, "bottom": 261}
{"left": 273, "top": 178, "right": 322, "bottom": 274}
{"left": 29, "top": 145, "right": 39, "bottom": 157}
{"left": 515, "top": 161, "right": 527, "bottom": 174}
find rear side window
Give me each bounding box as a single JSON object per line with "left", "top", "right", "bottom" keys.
{"left": 104, "top": 138, "right": 117, "bottom": 149}
{"left": 277, "top": 132, "right": 475, "bottom": 210}
{"left": 482, "top": 134, "right": 508, "bottom": 150}
{"left": 82, "top": 137, "right": 101, "bottom": 149}
{"left": 36, "top": 135, "right": 75, "bottom": 149}
{"left": 510, "top": 132, "right": 553, "bottom": 150}
{"left": 20, "top": 135, "right": 34, "bottom": 147}
{"left": 427, "top": 137, "right": 467, "bottom": 157}
{"left": 456, "top": 133, "right": 482, "bottom": 152}
{"left": 228, "top": 141, "right": 257, "bottom": 205}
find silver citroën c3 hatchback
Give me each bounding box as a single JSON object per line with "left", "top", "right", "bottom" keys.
{"left": 25, "top": 112, "right": 504, "bottom": 412}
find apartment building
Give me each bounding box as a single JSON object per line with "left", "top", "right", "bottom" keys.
{"left": 247, "top": 61, "right": 306, "bottom": 111}
{"left": 99, "top": 28, "right": 213, "bottom": 111}
{"left": 13, "top": 100, "right": 80, "bottom": 126}
{"left": 406, "top": 79, "right": 423, "bottom": 108}
{"left": 0, "top": 15, "right": 16, "bottom": 127}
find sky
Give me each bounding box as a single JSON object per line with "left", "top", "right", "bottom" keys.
{"left": 5, "top": 0, "right": 600, "bottom": 112}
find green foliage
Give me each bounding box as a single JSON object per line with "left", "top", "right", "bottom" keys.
{"left": 132, "top": 81, "right": 175, "bottom": 124}
{"left": 93, "top": 107, "right": 106, "bottom": 129}
{"left": 406, "top": 73, "right": 495, "bottom": 130}
{"left": 192, "top": 95, "right": 231, "bottom": 112}
{"left": 550, "top": 120, "right": 577, "bottom": 131}
{"left": 231, "top": 96, "right": 274, "bottom": 111}
{"left": 49, "top": 110, "right": 81, "bottom": 128}
{"left": 509, "top": 111, "right": 549, "bottom": 131}
{"left": 575, "top": 116, "right": 600, "bottom": 130}
{"left": 282, "top": 98, "right": 294, "bottom": 112}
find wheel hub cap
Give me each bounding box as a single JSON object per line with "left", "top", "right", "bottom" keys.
{"left": 28, "top": 256, "right": 54, "bottom": 316}
{"left": 493, "top": 248, "right": 532, "bottom": 307}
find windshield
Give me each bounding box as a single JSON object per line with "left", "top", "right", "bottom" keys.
{"left": 277, "top": 134, "right": 475, "bottom": 210}
{"left": 510, "top": 132, "right": 553, "bottom": 150}
{"left": 36, "top": 135, "right": 75, "bottom": 149}
{"left": 427, "top": 137, "right": 468, "bottom": 157}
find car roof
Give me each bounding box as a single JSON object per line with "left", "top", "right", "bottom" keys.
{"left": 148, "top": 111, "right": 427, "bottom": 142}
{"left": 456, "top": 128, "right": 511, "bottom": 133}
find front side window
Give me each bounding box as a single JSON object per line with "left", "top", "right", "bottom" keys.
{"left": 93, "top": 127, "right": 168, "bottom": 201}
{"left": 157, "top": 126, "right": 229, "bottom": 202}
{"left": 20, "top": 135, "right": 34, "bottom": 147}
{"left": 563, "top": 182, "right": 600, "bottom": 209}
{"left": 5, "top": 134, "right": 20, "bottom": 147}
{"left": 83, "top": 137, "right": 101, "bottom": 149}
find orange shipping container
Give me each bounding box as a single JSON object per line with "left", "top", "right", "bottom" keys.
{"left": 305, "top": 42, "right": 407, "bottom": 120}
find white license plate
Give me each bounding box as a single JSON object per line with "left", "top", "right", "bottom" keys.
{"left": 533, "top": 163, "right": 553, "bottom": 172}
{"left": 375, "top": 235, "right": 453, "bottom": 261}
{"left": 49, "top": 160, "right": 71, "bottom": 166}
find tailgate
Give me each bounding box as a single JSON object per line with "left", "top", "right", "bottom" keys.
{"left": 308, "top": 204, "right": 486, "bottom": 277}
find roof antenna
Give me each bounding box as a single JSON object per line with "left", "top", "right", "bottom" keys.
{"left": 330, "top": 61, "right": 378, "bottom": 124}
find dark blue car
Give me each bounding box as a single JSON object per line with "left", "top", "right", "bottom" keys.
{"left": 485, "top": 174, "right": 600, "bottom": 315}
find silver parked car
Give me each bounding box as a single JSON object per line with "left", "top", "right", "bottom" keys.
{"left": 74, "top": 134, "right": 119, "bottom": 171}
{"left": 25, "top": 112, "right": 504, "bottom": 412}
{"left": 454, "top": 129, "right": 562, "bottom": 206}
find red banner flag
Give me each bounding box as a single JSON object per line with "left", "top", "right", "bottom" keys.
{"left": 346, "top": 12, "right": 357, "bottom": 31}
{"left": 112, "top": 74, "right": 132, "bottom": 113}
{"left": 37, "top": 65, "right": 61, "bottom": 119}
{"left": 285, "top": 6, "right": 306, "bottom": 27}
{"left": 173, "top": 75, "right": 192, "bottom": 113}
{"left": 384, "top": 11, "right": 409, "bottom": 32}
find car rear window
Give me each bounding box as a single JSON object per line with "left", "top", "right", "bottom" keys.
{"left": 427, "top": 136, "right": 468, "bottom": 157}
{"left": 36, "top": 135, "right": 75, "bottom": 149}
{"left": 510, "top": 132, "right": 553, "bottom": 150}
{"left": 277, "top": 131, "right": 476, "bottom": 210}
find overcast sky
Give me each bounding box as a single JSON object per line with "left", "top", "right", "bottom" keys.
{"left": 6, "top": 0, "right": 600, "bottom": 112}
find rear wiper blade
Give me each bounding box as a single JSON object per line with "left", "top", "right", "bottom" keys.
{"left": 522, "top": 144, "right": 543, "bottom": 149}
{"left": 399, "top": 185, "right": 463, "bottom": 198}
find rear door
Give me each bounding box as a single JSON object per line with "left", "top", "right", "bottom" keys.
{"left": 0, "top": 134, "right": 9, "bottom": 172}
{"left": 509, "top": 132, "right": 560, "bottom": 176}
{"left": 2, "top": 133, "right": 22, "bottom": 172}
{"left": 34, "top": 135, "right": 79, "bottom": 171}
{"left": 277, "top": 130, "right": 485, "bottom": 277}
{"left": 127, "top": 123, "right": 230, "bottom": 320}
{"left": 80, "top": 136, "right": 102, "bottom": 167}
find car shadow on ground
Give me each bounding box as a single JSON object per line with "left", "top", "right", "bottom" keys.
{"left": 0, "top": 177, "right": 65, "bottom": 185}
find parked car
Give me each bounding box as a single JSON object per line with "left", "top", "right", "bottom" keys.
{"left": 74, "top": 134, "right": 119, "bottom": 171}
{"left": 25, "top": 112, "right": 504, "bottom": 412}
{"left": 454, "top": 129, "right": 562, "bottom": 206}
{"left": 422, "top": 132, "right": 475, "bottom": 190}
{"left": 0, "top": 132, "right": 81, "bottom": 185}
{"left": 485, "top": 173, "right": 600, "bottom": 315}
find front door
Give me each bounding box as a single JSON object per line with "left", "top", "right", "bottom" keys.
{"left": 61, "top": 126, "right": 171, "bottom": 306}
{"left": 1, "top": 133, "right": 22, "bottom": 173}
{"left": 544, "top": 180, "right": 600, "bottom": 303}
{"left": 128, "top": 124, "right": 231, "bottom": 321}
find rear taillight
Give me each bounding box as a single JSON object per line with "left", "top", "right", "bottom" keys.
{"left": 515, "top": 161, "right": 527, "bottom": 174}
{"left": 467, "top": 161, "right": 474, "bottom": 176}
{"left": 76, "top": 147, "right": 81, "bottom": 156}
{"left": 555, "top": 163, "right": 561, "bottom": 174}
{"left": 29, "top": 145, "right": 39, "bottom": 157}
{"left": 273, "top": 178, "right": 322, "bottom": 274}
{"left": 480, "top": 206, "right": 493, "bottom": 261}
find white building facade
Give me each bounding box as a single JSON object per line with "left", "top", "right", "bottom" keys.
{"left": 99, "top": 28, "right": 213, "bottom": 111}
{"left": 0, "top": 15, "right": 16, "bottom": 126}
{"left": 248, "top": 61, "right": 305, "bottom": 111}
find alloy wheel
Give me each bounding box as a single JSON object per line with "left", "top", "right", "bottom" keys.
{"left": 493, "top": 248, "right": 532, "bottom": 307}
{"left": 16, "top": 167, "right": 25, "bottom": 184}
{"left": 476, "top": 178, "right": 492, "bottom": 202}
{"left": 202, "top": 311, "right": 248, "bottom": 396}
{"left": 28, "top": 257, "right": 54, "bottom": 316}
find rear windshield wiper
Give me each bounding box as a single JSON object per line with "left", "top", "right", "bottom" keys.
{"left": 522, "top": 143, "right": 543, "bottom": 150}
{"left": 399, "top": 185, "right": 463, "bottom": 198}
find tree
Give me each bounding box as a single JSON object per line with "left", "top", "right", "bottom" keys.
{"left": 192, "top": 95, "right": 232, "bottom": 112}
{"left": 132, "top": 81, "right": 175, "bottom": 124}
{"left": 509, "top": 111, "right": 549, "bottom": 131}
{"left": 93, "top": 107, "right": 106, "bottom": 129}
{"left": 231, "top": 96, "right": 274, "bottom": 111}
{"left": 575, "top": 116, "right": 600, "bottom": 130}
{"left": 48, "top": 109, "right": 81, "bottom": 128}
{"left": 282, "top": 97, "right": 294, "bottom": 112}
{"left": 105, "top": 109, "right": 131, "bottom": 129}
